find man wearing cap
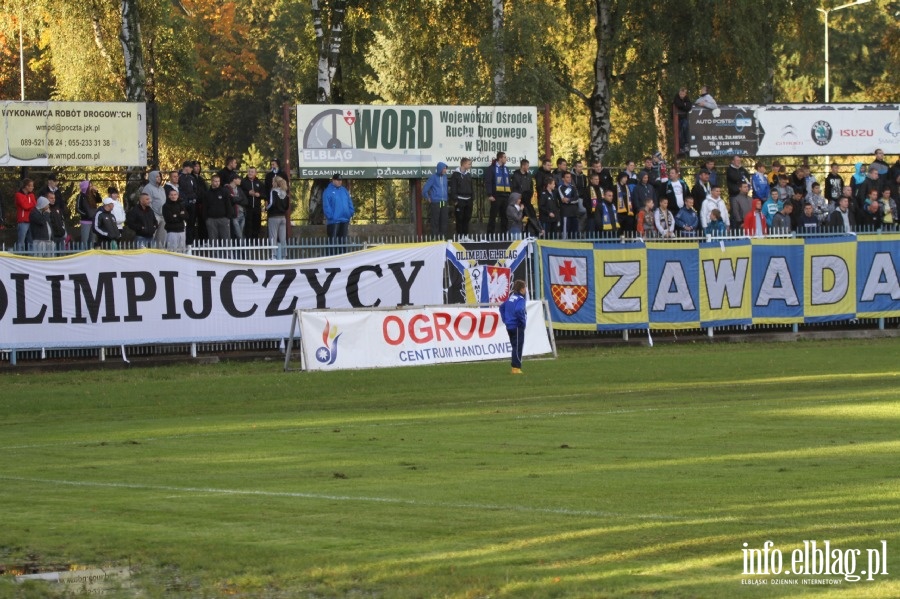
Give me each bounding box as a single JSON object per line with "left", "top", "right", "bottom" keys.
{"left": 423, "top": 161, "right": 449, "bottom": 239}
{"left": 93, "top": 197, "right": 121, "bottom": 249}
{"left": 36, "top": 173, "right": 61, "bottom": 206}
{"left": 323, "top": 173, "right": 354, "bottom": 247}
{"left": 104, "top": 187, "right": 126, "bottom": 236}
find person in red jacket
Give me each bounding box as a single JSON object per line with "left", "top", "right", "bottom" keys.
{"left": 743, "top": 198, "right": 768, "bottom": 237}
{"left": 15, "top": 178, "right": 36, "bottom": 251}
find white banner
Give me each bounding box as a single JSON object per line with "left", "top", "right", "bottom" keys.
{"left": 0, "top": 244, "right": 444, "bottom": 349}
{"left": 296, "top": 104, "right": 539, "bottom": 178}
{"left": 298, "top": 301, "right": 553, "bottom": 371}
{"left": 756, "top": 104, "right": 900, "bottom": 156}
{"left": 0, "top": 101, "right": 147, "bottom": 166}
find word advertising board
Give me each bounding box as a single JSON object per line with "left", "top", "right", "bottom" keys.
{"left": 296, "top": 105, "right": 539, "bottom": 178}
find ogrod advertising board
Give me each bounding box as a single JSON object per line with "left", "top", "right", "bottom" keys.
{"left": 295, "top": 301, "right": 554, "bottom": 371}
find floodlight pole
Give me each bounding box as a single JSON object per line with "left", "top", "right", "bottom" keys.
{"left": 817, "top": 0, "right": 872, "bottom": 171}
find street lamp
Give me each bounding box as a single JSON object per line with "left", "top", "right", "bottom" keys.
{"left": 817, "top": 0, "right": 872, "bottom": 104}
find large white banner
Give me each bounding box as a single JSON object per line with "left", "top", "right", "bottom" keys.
{"left": 298, "top": 302, "right": 553, "bottom": 371}
{"left": 0, "top": 101, "right": 147, "bottom": 166}
{"left": 296, "top": 105, "right": 539, "bottom": 178}
{"left": 756, "top": 104, "right": 900, "bottom": 156}
{"left": 0, "top": 244, "right": 444, "bottom": 350}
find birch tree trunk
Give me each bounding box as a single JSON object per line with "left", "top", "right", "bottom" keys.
{"left": 492, "top": 0, "right": 505, "bottom": 104}
{"left": 311, "top": 0, "right": 348, "bottom": 222}
{"left": 654, "top": 56, "right": 668, "bottom": 155}
{"left": 119, "top": 0, "right": 147, "bottom": 198}
{"left": 313, "top": 0, "right": 347, "bottom": 104}
{"left": 119, "top": 0, "right": 146, "bottom": 103}
{"left": 588, "top": 0, "right": 612, "bottom": 161}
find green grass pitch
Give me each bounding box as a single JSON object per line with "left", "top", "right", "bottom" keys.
{"left": 1, "top": 338, "right": 899, "bottom": 598}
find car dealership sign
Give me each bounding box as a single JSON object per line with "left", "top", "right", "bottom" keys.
{"left": 689, "top": 104, "right": 900, "bottom": 157}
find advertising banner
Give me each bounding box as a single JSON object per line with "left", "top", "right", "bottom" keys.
{"left": 647, "top": 243, "right": 700, "bottom": 329}
{"left": 699, "top": 239, "right": 753, "bottom": 327}
{"left": 298, "top": 301, "right": 553, "bottom": 371}
{"left": 688, "top": 106, "right": 759, "bottom": 157}
{"left": 756, "top": 104, "right": 900, "bottom": 156}
{"left": 855, "top": 234, "right": 900, "bottom": 318}
{"left": 688, "top": 104, "right": 900, "bottom": 157}
{"left": 750, "top": 238, "right": 805, "bottom": 324}
{"left": 537, "top": 237, "right": 900, "bottom": 329}
{"left": 0, "top": 101, "right": 147, "bottom": 166}
{"left": 445, "top": 239, "right": 531, "bottom": 304}
{"left": 296, "top": 105, "right": 539, "bottom": 178}
{"left": 0, "top": 243, "right": 445, "bottom": 350}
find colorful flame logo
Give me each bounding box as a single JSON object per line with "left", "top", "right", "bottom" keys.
{"left": 314, "top": 319, "right": 342, "bottom": 365}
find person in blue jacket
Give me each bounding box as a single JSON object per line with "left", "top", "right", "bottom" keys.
{"left": 423, "top": 162, "right": 449, "bottom": 238}
{"left": 499, "top": 279, "right": 528, "bottom": 374}
{"left": 323, "top": 173, "right": 355, "bottom": 243}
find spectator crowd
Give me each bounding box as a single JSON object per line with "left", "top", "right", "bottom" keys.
{"left": 8, "top": 148, "right": 900, "bottom": 255}
{"left": 447, "top": 148, "right": 899, "bottom": 241}
{"left": 11, "top": 158, "right": 291, "bottom": 256}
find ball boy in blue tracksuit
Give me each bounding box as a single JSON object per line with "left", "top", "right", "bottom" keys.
{"left": 499, "top": 279, "right": 528, "bottom": 374}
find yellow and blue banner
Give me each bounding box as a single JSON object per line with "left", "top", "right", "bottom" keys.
{"left": 856, "top": 234, "right": 900, "bottom": 319}
{"left": 750, "top": 238, "right": 804, "bottom": 324}
{"left": 699, "top": 239, "right": 752, "bottom": 327}
{"left": 647, "top": 243, "right": 699, "bottom": 329}
{"left": 537, "top": 236, "right": 900, "bottom": 329}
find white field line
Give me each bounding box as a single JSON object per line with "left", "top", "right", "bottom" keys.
{"left": 0, "top": 475, "right": 693, "bottom": 522}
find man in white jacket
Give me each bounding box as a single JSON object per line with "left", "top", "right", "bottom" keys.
{"left": 700, "top": 185, "right": 730, "bottom": 232}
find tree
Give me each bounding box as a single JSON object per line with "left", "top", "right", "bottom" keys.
{"left": 588, "top": 0, "right": 612, "bottom": 161}
{"left": 119, "top": 0, "right": 146, "bottom": 103}
{"left": 491, "top": 0, "right": 505, "bottom": 104}
{"left": 313, "top": 0, "right": 347, "bottom": 103}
